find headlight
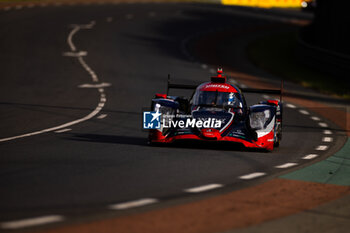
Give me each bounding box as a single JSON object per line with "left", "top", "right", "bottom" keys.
{"left": 159, "top": 106, "right": 174, "bottom": 116}
{"left": 157, "top": 105, "right": 175, "bottom": 127}
{"left": 249, "top": 110, "right": 270, "bottom": 130}
{"left": 154, "top": 104, "right": 174, "bottom": 116}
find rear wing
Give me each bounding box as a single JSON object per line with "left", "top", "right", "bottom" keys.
{"left": 241, "top": 80, "right": 284, "bottom": 102}
{"left": 166, "top": 74, "right": 284, "bottom": 102}
{"left": 166, "top": 74, "right": 198, "bottom": 95}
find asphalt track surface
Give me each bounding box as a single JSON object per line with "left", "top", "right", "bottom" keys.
{"left": 0, "top": 2, "right": 345, "bottom": 230}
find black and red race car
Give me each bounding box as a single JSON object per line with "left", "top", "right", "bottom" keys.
{"left": 148, "top": 68, "right": 283, "bottom": 151}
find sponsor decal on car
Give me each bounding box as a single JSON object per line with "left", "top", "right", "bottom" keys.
{"left": 203, "top": 84, "right": 230, "bottom": 89}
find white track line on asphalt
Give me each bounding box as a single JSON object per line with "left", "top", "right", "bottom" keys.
{"left": 15, "top": 5, "right": 23, "bottom": 10}
{"left": 239, "top": 172, "right": 266, "bottom": 180}
{"left": 311, "top": 116, "right": 321, "bottom": 121}
{"left": 78, "top": 82, "right": 111, "bottom": 88}
{"left": 62, "top": 51, "right": 87, "bottom": 57}
{"left": 0, "top": 97, "right": 106, "bottom": 143}
{"left": 316, "top": 145, "right": 328, "bottom": 151}
{"left": 299, "top": 109, "right": 309, "bottom": 115}
{"left": 286, "top": 103, "right": 297, "bottom": 109}
{"left": 323, "top": 137, "right": 333, "bottom": 142}
{"left": 323, "top": 130, "right": 333, "bottom": 135}
{"left": 4, "top": 6, "right": 11, "bottom": 11}
{"left": 184, "top": 184, "right": 223, "bottom": 193}
{"left": 318, "top": 122, "right": 328, "bottom": 127}
{"left": 67, "top": 27, "right": 80, "bottom": 52}
{"left": 0, "top": 21, "right": 108, "bottom": 143}
{"left": 54, "top": 128, "right": 72, "bottom": 133}
{"left": 77, "top": 56, "right": 99, "bottom": 82}
{"left": 68, "top": 21, "right": 95, "bottom": 51}
{"left": 63, "top": 50, "right": 87, "bottom": 57}
{"left": 106, "top": 17, "right": 113, "bottom": 22}
{"left": 0, "top": 215, "right": 64, "bottom": 230}
{"left": 262, "top": 94, "right": 270, "bottom": 99}
{"left": 302, "top": 154, "right": 319, "bottom": 160}
{"left": 239, "top": 84, "right": 247, "bottom": 88}
{"left": 97, "top": 114, "right": 107, "bottom": 119}
{"left": 209, "top": 68, "right": 216, "bottom": 74}
{"left": 275, "top": 163, "right": 298, "bottom": 169}
{"left": 109, "top": 198, "right": 158, "bottom": 210}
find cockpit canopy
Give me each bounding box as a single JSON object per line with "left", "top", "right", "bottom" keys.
{"left": 192, "top": 90, "right": 241, "bottom": 108}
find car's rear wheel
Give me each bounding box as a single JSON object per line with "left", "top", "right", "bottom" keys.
{"left": 274, "top": 120, "right": 282, "bottom": 147}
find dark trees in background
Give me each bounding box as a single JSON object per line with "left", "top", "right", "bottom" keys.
{"left": 297, "top": 0, "right": 350, "bottom": 85}
{"left": 302, "top": 0, "right": 350, "bottom": 55}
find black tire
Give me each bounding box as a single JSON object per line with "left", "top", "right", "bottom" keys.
{"left": 274, "top": 120, "right": 282, "bottom": 147}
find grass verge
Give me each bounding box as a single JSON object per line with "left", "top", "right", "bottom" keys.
{"left": 247, "top": 32, "right": 350, "bottom": 99}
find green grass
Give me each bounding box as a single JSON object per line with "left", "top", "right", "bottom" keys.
{"left": 247, "top": 32, "right": 350, "bottom": 99}
{"left": 281, "top": 138, "right": 350, "bottom": 186}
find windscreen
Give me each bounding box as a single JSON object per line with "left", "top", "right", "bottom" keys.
{"left": 193, "top": 91, "right": 240, "bottom": 108}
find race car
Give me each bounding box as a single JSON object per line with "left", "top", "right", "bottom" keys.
{"left": 147, "top": 68, "right": 283, "bottom": 151}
